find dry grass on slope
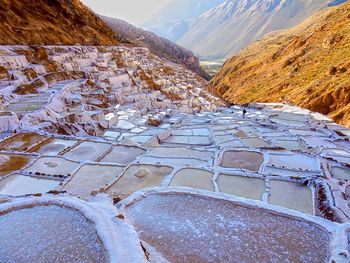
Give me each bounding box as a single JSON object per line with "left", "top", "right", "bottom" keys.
{"left": 211, "top": 2, "right": 350, "bottom": 127}
{"left": 0, "top": 0, "right": 118, "bottom": 45}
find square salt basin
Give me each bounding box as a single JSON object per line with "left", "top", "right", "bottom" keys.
{"left": 240, "top": 138, "right": 270, "bottom": 148}
{"left": 163, "top": 135, "right": 211, "bottom": 146}
{"left": 29, "top": 139, "right": 78, "bottom": 155}
{"left": 220, "top": 151, "right": 264, "bottom": 172}
{"left": 0, "top": 174, "right": 60, "bottom": 196}
{"left": 62, "top": 164, "right": 124, "bottom": 200}
{"left": 0, "top": 132, "right": 48, "bottom": 152}
{"left": 147, "top": 147, "right": 214, "bottom": 159}
{"left": 23, "top": 156, "right": 79, "bottom": 177}
{"left": 169, "top": 168, "right": 215, "bottom": 191}
{"left": 217, "top": 174, "right": 266, "bottom": 200}
{"left": 0, "top": 154, "right": 35, "bottom": 177}
{"left": 99, "top": 145, "right": 146, "bottom": 165}
{"left": 269, "top": 180, "right": 314, "bottom": 215}
{"left": 270, "top": 139, "right": 304, "bottom": 151}
{"left": 63, "top": 141, "right": 111, "bottom": 162}
{"left": 106, "top": 164, "right": 173, "bottom": 199}
{"left": 268, "top": 153, "right": 320, "bottom": 171}
{"left": 330, "top": 166, "right": 350, "bottom": 180}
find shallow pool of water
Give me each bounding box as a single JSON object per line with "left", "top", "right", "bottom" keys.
{"left": 62, "top": 164, "right": 124, "bottom": 199}
{"left": 0, "top": 133, "right": 48, "bottom": 152}
{"left": 63, "top": 141, "right": 111, "bottom": 162}
{"left": 0, "top": 205, "right": 107, "bottom": 262}
{"left": 220, "top": 151, "right": 264, "bottom": 172}
{"left": 269, "top": 180, "right": 314, "bottom": 215}
{"left": 217, "top": 174, "right": 265, "bottom": 200}
{"left": 125, "top": 192, "right": 330, "bottom": 263}
{"left": 107, "top": 164, "right": 173, "bottom": 199}
{"left": 0, "top": 174, "right": 60, "bottom": 196}
{"left": 24, "top": 156, "right": 79, "bottom": 176}
{"left": 100, "top": 146, "right": 145, "bottom": 165}
{"left": 330, "top": 166, "right": 350, "bottom": 181}
{"left": 0, "top": 154, "right": 34, "bottom": 177}
{"left": 170, "top": 168, "right": 214, "bottom": 191}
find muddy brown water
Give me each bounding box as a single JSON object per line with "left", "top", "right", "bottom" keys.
{"left": 220, "top": 151, "right": 264, "bottom": 171}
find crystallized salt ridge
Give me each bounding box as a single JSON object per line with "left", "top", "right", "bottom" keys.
{"left": 120, "top": 187, "right": 350, "bottom": 263}
{"left": 0, "top": 194, "right": 147, "bottom": 263}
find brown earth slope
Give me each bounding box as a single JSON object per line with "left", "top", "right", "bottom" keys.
{"left": 211, "top": 1, "right": 350, "bottom": 127}
{"left": 101, "top": 16, "right": 210, "bottom": 80}
{"left": 0, "top": 0, "right": 118, "bottom": 45}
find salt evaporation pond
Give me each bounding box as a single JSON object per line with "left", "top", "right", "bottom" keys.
{"left": 220, "top": 151, "right": 264, "bottom": 171}
{"left": 0, "top": 205, "right": 107, "bottom": 262}
{"left": 125, "top": 192, "right": 330, "bottom": 263}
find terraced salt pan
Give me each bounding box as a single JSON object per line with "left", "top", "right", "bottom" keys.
{"left": 0, "top": 174, "right": 60, "bottom": 196}
{"left": 99, "top": 145, "right": 145, "bottom": 165}
{"left": 217, "top": 174, "right": 265, "bottom": 200}
{"left": 62, "top": 164, "right": 124, "bottom": 200}
{"left": 107, "top": 164, "right": 173, "bottom": 199}
{"left": 0, "top": 132, "right": 48, "bottom": 152}
{"left": 0, "top": 205, "right": 107, "bottom": 262}
{"left": 124, "top": 191, "right": 330, "bottom": 263}
{"left": 268, "top": 153, "right": 320, "bottom": 171}
{"left": 171, "top": 128, "right": 210, "bottom": 136}
{"left": 240, "top": 137, "right": 270, "bottom": 148}
{"left": 213, "top": 134, "right": 236, "bottom": 144}
{"left": 164, "top": 135, "right": 211, "bottom": 145}
{"left": 23, "top": 156, "right": 79, "bottom": 176}
{"left": 170, "top": 168, "right": 214, "bottom": 191}
{"left": 63, "top": 141, "right": 111, "bottom": 162}
{"left": 271, "top": 138, "right": 304, "bottom": 151}
{"left": 269, "top": 180, "right": 314, "bottom": 215}
{"left": 30, "top": 139, "right": 78, "bottom": 155}
{"left": 147, "top": 147, "right": 214, "bottom": 159}
{"left": 220, "top": 150, "right": 264, "bottom": 172}
{"left": 139, "top": 156, "right": 209, "bottom": 167}
{"left": 289, "top": 129, "right": 326, "bottom": 137}
{"left": 129, "top": 135, "right": 153, "bottom": 144}
{"left": 330, "top": 167, "right": 350, "bottom": 181}
{"left": 321, "top": 149, "right": 350, "bottom": 165}
{"left": 270, "top": 116, "right": 305, "bottom": 127}
{"left": 0, "top": 154, "right": 34, "bottom": 176}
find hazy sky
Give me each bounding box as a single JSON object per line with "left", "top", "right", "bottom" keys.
{"left": 81, "top": 0, "right": 170, "bottom": 25}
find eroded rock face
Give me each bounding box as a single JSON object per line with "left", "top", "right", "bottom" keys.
{"left": 0, "top": 0, "right": 118, "bottom": 45}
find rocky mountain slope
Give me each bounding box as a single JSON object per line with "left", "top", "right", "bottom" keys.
{"left": 0, "top": 0, "right": 118, "bottom": 45}
{"left": 211, "top": 1, "right": 350, "bottom": 127}
{"left": 101, "top": 16, "right": 210, "bottom": 80}
{"left": 178, "top": 0, "right": 347, "bottom": 59}
{"left": 144, "top": 0, "right": 226, "bottom": 42}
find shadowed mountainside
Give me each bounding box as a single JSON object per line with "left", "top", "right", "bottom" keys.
{"left": 0, "top": 0, "right": 118, "bottom": 45}
{"left": 178, "top": 0, "right": 347, "bottom": 59}
{"left": 211, "top": 1, "right": 350, "bottom": 127}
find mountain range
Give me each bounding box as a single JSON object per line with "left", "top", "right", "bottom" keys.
{"left": 211, "top": 1, "right": 350, "bottom": 127}
{"left": 146, "top": 0, "right": 347, "bottom": 59}
{"left": 144, "top": 0, "right": 226, "bottom": 42}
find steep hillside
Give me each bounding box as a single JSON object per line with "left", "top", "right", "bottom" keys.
{"left": 178, "top": 0, "right": 346, "bottom": 59}
{"left": 144, "top": 0, "right": 226, "bottom": 42}
{"left": 101, "top": 16, "right": 210, "bottom": 80}
{"left": 0, "top": 0, "right": 118, "bottom": 45}
{"left": 211, "top": 1, "right": 350, "bottom": 127}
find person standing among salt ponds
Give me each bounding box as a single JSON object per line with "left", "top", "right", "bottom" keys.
{"left": 243, "top": 108, "right": 247, "bottom": 119}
